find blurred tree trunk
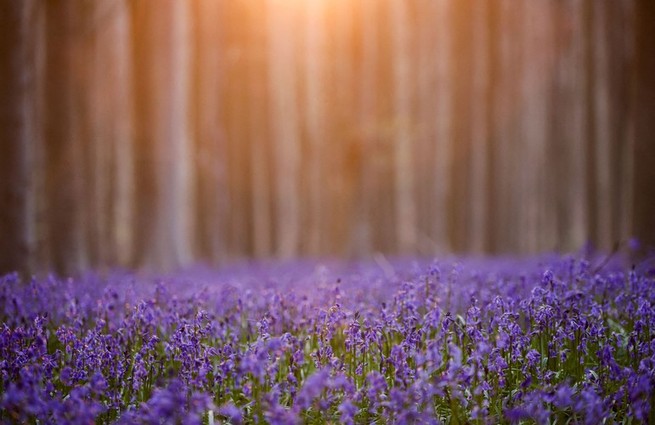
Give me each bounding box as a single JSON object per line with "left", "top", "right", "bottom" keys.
{"left": 133, "top": 0, "right": 194, "bottom": 270}
{"left": 369, "top": 5, "right": 395, "bottom": 254}
{"left": 583, "top": 0, "right": 598, "bottom": 251}
{"left": 415, "top": 0, "right": 435, "bottom": 255}
{"left": 450, "top": 0, "right": 473, "bottom": 252}
{"left": 492, "top": 0, "right": 514, "bottom": 253}
{"left": 45, "top": 1, "right": 89, "bottom": 275}
{"left": 192, "top": 0, "right": 229, "bottom": 265}
{"left": 590, "top": 1, "right": 633, "bottom": 250}
{"left": 591, "top": 1, "right": 613, "bottom": 249}
{"left": 389, "top": 0, "right": 417, "bottom": 254}
{"left": 332, "top": 0, "right": 358, "bottom": 255}
{"left": 539, "top": 2, "right": 559, "bottom": 253}
{"left": 223, "top": 1, "right": 252, "bottom": 260}
{"left": 520, "top": 0, "right": 552, "bottom": 253}
{"left": 85, "top": 1, "right": 135, "bottom": 269}
{"left": 248, "top": 2, "right": 272, "bottom": 259}
{"left": 553, "top": 0, "right": 588, "bottom": 251}
{"left": 0, "top": 1, "right": 44, "bottom": 275}
{"left": 107, "top": 0, "right": 135, "bottom": 268}
{"left": 267, "top": 0, "right": 301, "bottom": 259}
{"left": 617, "top": 0, "right": 635, "bottom": 245}
{"left": 351, "top": 0, "right": 378, "bottom": 257}
{"left": 303, "top": 0, "right": 327, "bottom": 256}
{"left": 469, "top": 0, "right": 490, "bottom": 253}
{"left": 82, "top": 2, "right": 104, "bottom": 269}
{"left": 505, "top": 0, "right": 523, "bottom": 253}
{"left": 632, "top": 0, "right": 655, "bottom": 249}
{"left": 433, "top": 0, "right": 453, "bottom": 253}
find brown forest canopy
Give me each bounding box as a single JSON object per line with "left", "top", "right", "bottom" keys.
{"left": 1, "top": 0, "right": 654, "bottom": 275}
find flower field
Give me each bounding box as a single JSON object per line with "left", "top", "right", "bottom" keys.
{"left": 1, "top": 254, "right": 654, "bottom": 424}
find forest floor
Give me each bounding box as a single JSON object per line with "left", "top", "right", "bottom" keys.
{"left": 1, "top": 253, "right": 654, "bottom": 423}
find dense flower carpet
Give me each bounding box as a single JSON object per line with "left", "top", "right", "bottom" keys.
{"left": 1, "top": 254, "right": 654, "bottom": 423}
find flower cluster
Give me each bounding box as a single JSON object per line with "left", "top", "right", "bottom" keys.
{"left": 0, "top": 254, "right": 653, "bottom": 423}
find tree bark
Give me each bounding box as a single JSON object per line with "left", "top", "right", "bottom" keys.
{"left": 86, "top": 1, "right": 134, "bottom": 269}
{"left": 267, "top": 0, "right": 301, "bottom": 259}
{"left": 554, "top": 0, "right": 589, "bottom": 251}
{"left": 45, "top": 1, "right": 89, "bottom": 275}
{"left": 618, "top": 0, "right": 635, "bottom": 246}
{"left": 248, "top": 1, "right": 272, "bottom": 260}
{"left": 0, "top": 0, "right": 44, "bottom": 275}
{"left": 469, "top": 0, "right": 491, "bottom": 253}
{"left": 132, "top": 0, "right": 194, "bottom": 270}
{"left": 389, "top": 0, "right": 417, "bottom": 254}
{"left": 303, "top": 0, "right": 327, "bottom": 256}
{"left": 351, "top": 0, "right": 378, "bottom": 257}
{"left": 192, "top": 0, "right": 229, "bottom": 265}
{"left": 632, "top": 0, "right": 655, "bottom": 250}
{"left": 415, "top": 0, "right": 436, "bottom": 255}
{"left": 590, "top": 1, "right": 613, "bottom": 250}
{"left": 520, "top": 0, "right": 552, "bottom": 253}
{"left": 433, "top": 0, "right": 453, "bottom": 253}
{"left": 107, "top": 0, "right": 135, "bottom": 268}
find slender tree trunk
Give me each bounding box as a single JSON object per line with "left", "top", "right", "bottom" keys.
{"left": 520, "top": 0, "right": 551, "bottom": 253}
{"left": 267, "top": 0, "right": 301, "bottom": 259}
{"left": 44, "top": 1, "right": 89, "bottom": 275}
{"left": 83, "top": 2, "right": 103, "bottom": 269}
{"left": 351, "top": 0, "right": 378, "bottom": 257}
{"left": 108, "top": 0, "right": 135, "bottom": 268}
{"left": 591, "top": 1, "right": 613, "bottom": 250}
{"left": 87, "top": 1, "right": 134, "bottom": 269}
{"left": 554, "top": 0, "right": 588, "bottom": 251}
{"left": 133, "top": 0, "right": 194, "bottom": 270}
{"left": 192, "top": 0, "right": 229, "bottom": 265}
{"left": 303, "top": 0, "right": 327, "bottom": 256}
{"left": 415, "top": 0, "right": 436, "bottom": 254}
{"left": 469, "top": 0, "right": 490, "bottom": 253}
{"left": 583, "top": 0, "right": 598, "bottom": 252}
{"left": 248, "top": 3, "right": 272, "bottom": 260}
{"left": 618, "top": 0, "right": 635, "bottom": 245}
{"left": 493, "top": 0, "right": 513, "bottom": 253}
{"left": 433, "top": 0, "right": 453, "bottom": 253}
{"left": 540, "top": 1, "right": 559, "bottom": 253}
{"left": 0, "top": 0, "right": 44, "bottom": 275}
{"left": 223, "top": 1, "right": 252, "bottom": 260}
{"left": 632, "top": 0, "right": 655, "bottom": 249}
{"left": 332, "top": 0, "right": 359, "bottom": 256}
{"left": 389, "top": 0, "right": 417, "bottom": 254}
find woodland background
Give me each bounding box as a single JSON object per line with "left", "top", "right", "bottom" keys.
{"left": 1, "top": 0, "right": 654, "bottom": 275}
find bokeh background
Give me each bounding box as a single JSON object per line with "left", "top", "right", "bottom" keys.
{"left": 1, "top": 0, "right": 654, "bottom": 275}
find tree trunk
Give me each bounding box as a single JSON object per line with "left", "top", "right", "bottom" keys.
{"left": 433, "top": 0, "right": 454, "bottom": 253}
{"left": 192, "top": 0, "right": 229, "bottom": 265}
{"left": 249, "top": 2, "right": 272, "bottom": 260}
{"left": 45, "top": 1, "right": 89, "bottom": 275}
{"left": 553, "top": 0, "right": 589, "bottom": 251}
{"left": 303, "top": 0, "right": 327, "bottom": 256}
{"left": 632, "top": 0, "right": 655, "bottom": 250}
{"left": 469, "top": 0, "right": 490, "bottom": 253}
{"left": 133, "top": 0, "right": 194, "bottom": 270}
{"left": 390, "top": 0, "right": 417, "bottom": 254}
{"left": 520, "top": 0, "right": 552, "bottom": 253}
{"left": 0, "top": 0, "right": 44, "bottom": 275}
{"left": 87, "top": 1, "right": 134, "bottom": 269}
{"left": 415, "top": 0, "right": 436, "bottom": 255}
{"left": 351, "top": 0, "right": 378, "bottom": 257}
{"left": 590, "top": 1, "right": 613, "bottom": 250}
{"left": 267, "top": 0, "right": 301, "bottom": 259}
{"left": 108, "top": 0, "right": 135, "bottom": 268}
{"left": 617, "top": 0, "right": 635, "bottom": 246}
